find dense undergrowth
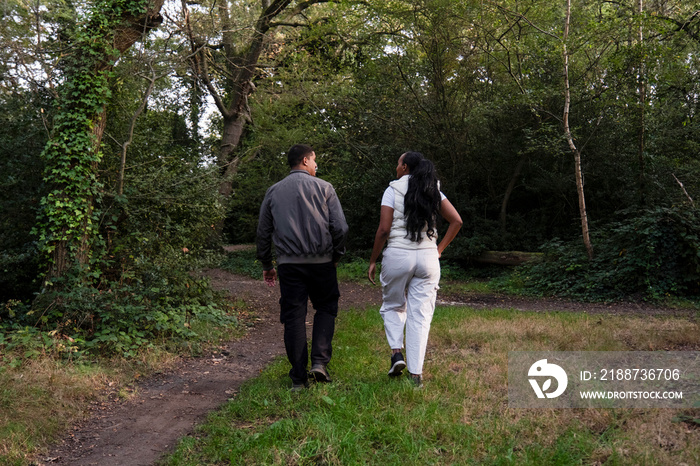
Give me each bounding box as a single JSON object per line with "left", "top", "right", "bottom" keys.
{"left": 0, "top": 248, "right": 241, "bottom": 365}
{"left": 0, "top": 248, "right": 244, "bottom": 465}
{"left": 515, "top": 206, "right": 700, "bottom": 302}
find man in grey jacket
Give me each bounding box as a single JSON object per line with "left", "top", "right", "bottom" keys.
{"left": 256, "top": 144, "right": 349, "bottom": 391}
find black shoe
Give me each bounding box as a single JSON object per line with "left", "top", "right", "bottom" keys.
{"left": 388, "top": 352, "right": 406, "bottom": 377}
{"left": 309, "top": 364, "right": 331, "bottom": 383}
{"left": 409, "top": 373, "right": 423, "bottom": 388}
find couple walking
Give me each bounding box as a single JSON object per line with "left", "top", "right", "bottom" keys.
{"left": 256, "top": 145, "right": 462, "bottom": 391}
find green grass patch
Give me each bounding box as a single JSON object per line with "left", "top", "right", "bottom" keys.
{"left": 336, "top": 258, "right": 371, "bottom": 283}
{"left": 162, "top": 307, "right": 700, "bottom": 465}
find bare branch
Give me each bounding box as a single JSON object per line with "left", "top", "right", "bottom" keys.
{"left": 490, "top": 1, "right": 561, "bottom": 41}
{"left": 654, "top": 10, "right": 700, "bottom": 42}
{"left": 672, "top": 173, "right": 695, "bottom": 207}
{"left": 199, "top": 47, "right": 232, "bottom": 118}
{"left": 268, "top": 21, "right": 309, "bottom": 28}
{"left": 181, "top": 0, "right": 231, "bottom": 118}
{"left": 263, "top": 0, "right": 294, "bottom": 19}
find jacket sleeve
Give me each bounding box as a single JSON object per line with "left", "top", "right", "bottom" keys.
{"left": 256, "top": 190, "right": 275, "bottom": 271}
{"left": 327, "top": 187, "right": 349, "bottom": 262}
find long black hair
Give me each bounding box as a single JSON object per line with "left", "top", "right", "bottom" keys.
{"left": 402, "top": 152, "right": 441, "bottom": 242}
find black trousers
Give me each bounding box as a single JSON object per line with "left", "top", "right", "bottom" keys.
{"left": 277, "top": 262, "right": 340, "bottom": 384}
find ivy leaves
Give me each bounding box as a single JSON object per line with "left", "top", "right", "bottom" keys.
{"left": 36, "top": 0, "right": 151, "bottom": 280}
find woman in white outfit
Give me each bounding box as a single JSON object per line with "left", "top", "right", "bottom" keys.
{"left": 368, "top": 152, "right": 462, "bottom": 387}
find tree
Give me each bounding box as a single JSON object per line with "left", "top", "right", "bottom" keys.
{"left": 562, "top": 0, "right": 593, "bottom": 259}
{"left": 178, "top": 0, "right": 333, "bottom": 231}
{"left": 35, "top": 0, "right": 165, "bottom": 282}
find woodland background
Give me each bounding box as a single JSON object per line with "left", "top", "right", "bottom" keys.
{"left": 2, "top": 0, "right": 700, "bottom": 354}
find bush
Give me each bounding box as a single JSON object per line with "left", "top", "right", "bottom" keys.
{"left": 518, "top": 206, "right": 700, "bottom": 301}
{"left": 2, "top": 258, "right": 238, "bottom": 358}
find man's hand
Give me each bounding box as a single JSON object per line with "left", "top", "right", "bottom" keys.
{"left": 263, "top": 268, "right": 277, "bottom": 287}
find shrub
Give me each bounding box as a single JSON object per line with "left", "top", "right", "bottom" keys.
{"left": 518, "top": 206, "right": 700, "bottom": 301}
{"left": 0, "top": 244, "right": 40, "bottom": 306}
{"left": 2, "top": 258, "right": 237, "bottom": 358}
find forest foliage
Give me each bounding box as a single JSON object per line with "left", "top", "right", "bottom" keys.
{"left": 1, "top": 0, "right": 700, "bottom": 355}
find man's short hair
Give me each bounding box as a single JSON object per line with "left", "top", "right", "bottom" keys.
{"left": 288, "top": 144, "right": 314, "bottom": 168}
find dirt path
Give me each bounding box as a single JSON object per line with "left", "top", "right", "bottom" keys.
{"left": 41, "top": 270, "right": 695, "bottom": 465}
{"left": 42, "top": 270, "right": 381, "bottom": 466}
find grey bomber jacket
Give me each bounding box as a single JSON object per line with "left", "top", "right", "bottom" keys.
{"left": 256, "top": 170, "right": 349, "bottom": 271}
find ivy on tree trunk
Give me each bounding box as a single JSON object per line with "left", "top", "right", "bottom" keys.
{"left": 35, "top": 0, "right": 164, "bottom": 283}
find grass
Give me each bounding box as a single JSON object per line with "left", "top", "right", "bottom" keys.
{"left": 336, "top": 258, "right": 372, "bottom": 283}
{"left": 162, "top": 307, "right": 700, "bottom": 465}
{"left": 221, "top": 248, "right": 261, "bottom": 279}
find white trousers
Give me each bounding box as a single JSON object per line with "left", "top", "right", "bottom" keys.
{"left": 379, "top": 247, "right": 440, "bottom": 375}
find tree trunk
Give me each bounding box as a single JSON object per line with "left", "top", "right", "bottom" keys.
{"left": 185, "top": 1, "right": 267, "bottom": 227}
{"left": 563, "top": 0, "right": 593, "bottom": 260}
{"left": 218, "top": 115, "right": 250, "bottom": 199}
{"left": 42, "top": 0, "right": 164, "bottom": 282}
{"left": 216, "top": 20, "right": 265, "bottom": 200}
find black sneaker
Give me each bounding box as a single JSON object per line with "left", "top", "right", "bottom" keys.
{"left": 388, "top": 352, "right": 406, "bottom": 377}
{"left": 309, "top": 364, "right": 332, "bottom": 383}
